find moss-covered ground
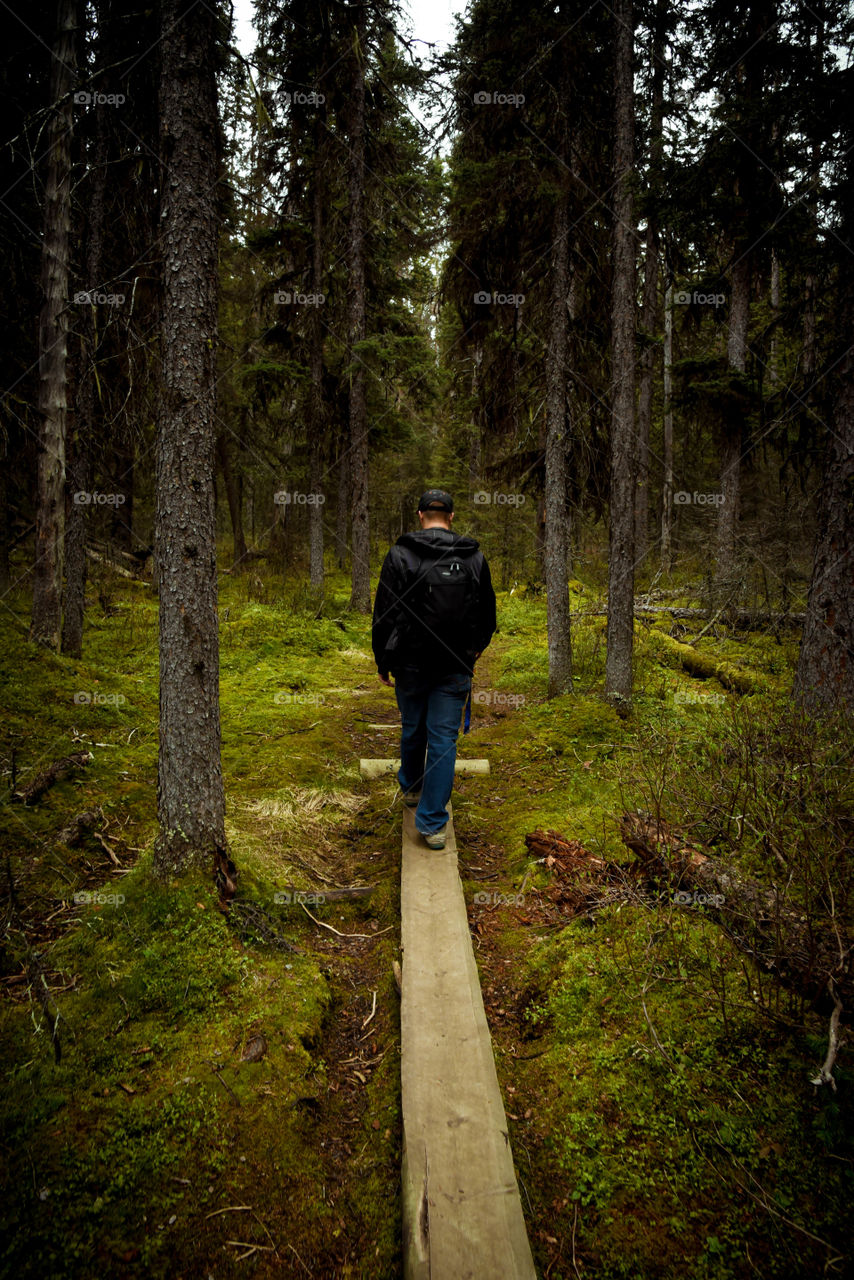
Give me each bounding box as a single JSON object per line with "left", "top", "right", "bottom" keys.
{"left": 0, "top": 555, "right": 850, "bottom": 1278}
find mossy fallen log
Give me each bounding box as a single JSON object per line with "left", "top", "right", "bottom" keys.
{"left": 619, "top": 810, "right": 849, "bottom": 1013}
{"left": 16, "top": 751, "right": 93, "bottom": 806}
{"left": 644, "top": 628, "right": 760, "bottom": 693}
{"left": 571, "top": 604, "right": 805, "bottom": 629}
{"left": 633, "top": 604, "right": 805, "bottom": 628}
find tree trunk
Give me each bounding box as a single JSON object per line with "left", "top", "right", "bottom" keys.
{"left": 468, "top": 336, "right": 484, "bottom": 537}
{"left": 62, "top": 83, "right": 108, "bottom": 659}
{"left": 605, "top": 0, "right": 636, "bottom": 712}
{"left": 0, "top": 453, "right": 9, "bottom": 596}
{"left": 716, "top": 253, "right": 749, "bottom": 606}
{"left": 109, "top": 442, "right": 134, "bottom": 549}
{"left": 792, "top": 260, "right": 854, "bottom": 717}
{"left": 61, "top": 444, "right": 87, "bottom": 658}
{"left": 544, "top": 189, "right": 572, "bottom": 696}
{"left": 346, "top": 6, "right": 370, "bottom": 612}
{"left": 217, "top": 433, "right": 247, "bottom": 568}
{"left": 31, "top": 0, "right": 77, "bottom": 650}
{"left": 634, "top": 221, "right": 656, "bottom": 571}
{"left": 634, "top": 17, "right": 664, "bottom": 569}
{"left": 661, "top": 277, "right": 674, "bottom": 572}
{"left": 309, "top": 433, "right": 324, "bottom": 587}
{"left": 335, "top": 446, "right": 348, "bottom": 570}
{"left": 309, "top": 115, "right": 326, "bottom": 593}
{"left": 769, "top": 248, "right": 780, "bottom": 388}
{"left": 154, "top": 0, "right": 226, "bottom": 878}
{"left": 535, "top": 484, "right": 546, "bottom": 581}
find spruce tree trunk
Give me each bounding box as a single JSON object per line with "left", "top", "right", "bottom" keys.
{"left": 309, "top": 118, "right": 325, "bottom": 593}
{"left": 716, "top": 252, "right": 749, "bottom": 609}
{"left": 634, "top": 221, "right": 656, "bottom": 570}
{"left": 793, "top": 221, "right": 854, "bottom": 716}
{"left": 309, "top": 433, "right": 324, "bottom": 588}
{"left": 0, "top": 457, "right": 9, "bottom": 596}
{"left": 769, "top": 248, "right": 780, "bottom": 388}
{"left": 605, "top": 0, "right": 636, "bottom": 711}
{"left": 62, "top": 444, "right": 87, "bottom": 658}
{"left": 346, "top": 6, "right": 370, "bottom": 612}
{"left": 661, "top": 279, "right": 674, "bottom": 573}
{"left": 535, "top": 437, "right": 546, "bottom": 583}
{"left": 62, "top": 89, "right": 108, "bottom": 658}
{"left": 335, "top": 448, "right": 348, "bottom": 570}
{"left": 217, "top": 434, "right": 247, "bottom": 568}
{"left": 544, "top": 190, "right": 572, "bottom": 696}
{"left": 634, "top": 17, "right": 664, "bottom": 567}
{"left": 110, "top": 443, "right": 134, "bottom": 549}
{"left": 31, "top": 0, "right": 77, "bottom": 650}
{"left": 154, "top": 0, "right": 226, "bottom": 877}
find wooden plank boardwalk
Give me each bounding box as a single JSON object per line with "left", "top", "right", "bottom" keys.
{"left": 398, "top": 800, "right": 537, "bottom": 1278}
{"left": 359, "top": 758, "right": 490, "bottom": 779}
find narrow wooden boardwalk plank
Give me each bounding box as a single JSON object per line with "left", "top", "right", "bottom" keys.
{"left": 400, "top": 802, "right": 537, "bottom": 1279}
{"left": 359, "top": 759, "right": 490, "bottom": 779}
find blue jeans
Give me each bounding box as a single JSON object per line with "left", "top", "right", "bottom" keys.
{"left": 393, "top": 670, "right": 472, "bottom": 834}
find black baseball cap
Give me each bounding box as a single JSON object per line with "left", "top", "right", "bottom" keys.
{"left": 418, "top": 489, "right": 454, "bottom": 512}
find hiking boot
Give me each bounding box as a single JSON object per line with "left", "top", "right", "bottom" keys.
{"left": 402, "top": 790, "right": 421, "bottom": 807}
{"left": 421, "top": 826, "right": 447, "bottom": 850}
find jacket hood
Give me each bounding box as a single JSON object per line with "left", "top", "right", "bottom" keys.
{"left": 396, "top": 528, "right": 480, "bottom": 558}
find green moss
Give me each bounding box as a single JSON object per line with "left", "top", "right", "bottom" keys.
{"left": 644, "top": 625, "right": 763, "bottom": 693}
{"left": 1, "top": 556, "right": 850, "bottom": 1279}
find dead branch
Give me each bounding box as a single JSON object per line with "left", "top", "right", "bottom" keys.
{"left": 811, "top": 979, "right": 845, "bottom": 1091}
{"left": 619, "top": 811, "right": 851, "bottom": 1012}
{"left": 16, "top": 751, "right": 93, "bottom": 806}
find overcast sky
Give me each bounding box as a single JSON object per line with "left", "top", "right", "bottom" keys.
{"left": 230, "top": 0, "right": 465, "bottom": 60}
{"left": 229, "top": 0, "right": 465, "bottom": 147}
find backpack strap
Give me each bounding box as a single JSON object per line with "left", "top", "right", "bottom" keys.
{"left": 394, "top": 542, "right": 423, "bottom": 581}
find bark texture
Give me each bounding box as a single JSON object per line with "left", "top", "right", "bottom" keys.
{"left": 31, "top": 0, "right": 77, "bottom": 649}
{"left": 62, "top": 83, "right": 108, "bottom": 658}
{"left": 217, "top": 434, "right": 247, "bottom": 568}
{"left": 154, "top": 0, "right": 226, "bottom": 876}
{"left": 346, "top": 5, "right": 370, "bottom": 612}
{"left": 716, "top": 253, "right": 750, "bottom": 604}
{"left": 544, "top": 191, "right": 572, "bottom": 696}
{"left": 660, "top": 280, "right": 674, "bottom": 571}
{"left": 793, "top": 269, "right": 854, "bottom": 716}
{"left": 309, "top": 112, "right": 326, "bottom": 592}
{"left": 634, "top": 2, "right": 665, "bottom": 567}
{"left": 605, "top": 0, "right": 636, "bottom": 709}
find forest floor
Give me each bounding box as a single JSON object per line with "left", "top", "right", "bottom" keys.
{"left": 0, "top": 552, "right": 851, "bottom": 1279}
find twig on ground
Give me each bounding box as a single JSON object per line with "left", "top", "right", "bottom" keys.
{"left": 361, "top": 989, "right": 377, "bottom": 1029}
{"left": 299, "top": 903, "right": 391, "bottom": 939}
{"left": 811, "top": 978, "right": 845, "bottom": 1091}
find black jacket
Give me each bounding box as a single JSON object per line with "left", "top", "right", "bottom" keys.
{"left": 372, "top": 528, "right": 497, "bottom": 677}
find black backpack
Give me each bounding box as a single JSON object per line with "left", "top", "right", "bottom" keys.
{"left": 396, "top": 543, "right": 480, "bottom": 667}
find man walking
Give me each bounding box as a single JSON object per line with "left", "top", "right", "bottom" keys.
{"left": 372, "top": 489, "right": 497, "bottom": 848}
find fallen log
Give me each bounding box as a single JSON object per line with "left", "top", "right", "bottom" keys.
{"left": 86, "top": 547, "right": 151, "bottom": 585}
{"left": 568, "top": 605, "right": 804, "bottom": 632}
{"left": 643, "top": 628, "right": 760, "bottom": 693}
{"left": 524, "top": 829, "right": 608, "bottom": 874}
{"left": 17, "top": 752, "right": 93, "bottom": 806}
{"left": 619, "top": 810, "right": 850, "bottom": 1012}
{"left": 88, "top": 539, "right": 153, "bottom": 570}
{"left": 525, "top": 829, "right": 640, "bottom": 914}
{"left": 633, "top": 604, "right": 805, "bottom": 628}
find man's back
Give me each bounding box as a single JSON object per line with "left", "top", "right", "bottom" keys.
{"left": 372, "top": 526, "right": 497, "bottom": 678}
